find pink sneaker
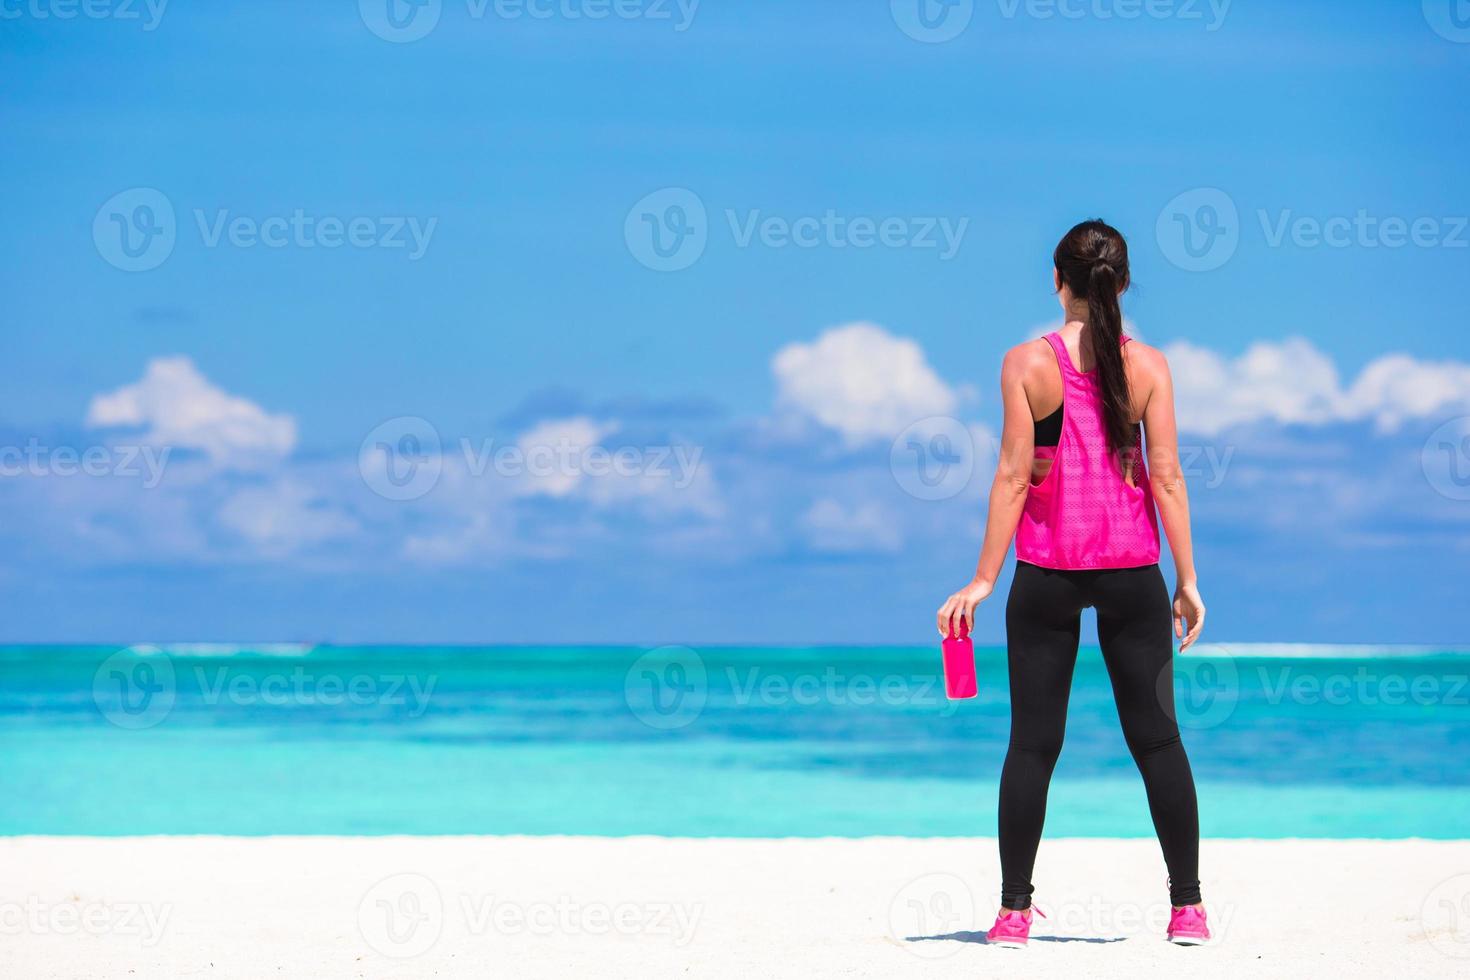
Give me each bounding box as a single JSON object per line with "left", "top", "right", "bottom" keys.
{"left": 985, "top": 907, "right": 1042, "bottom": 948}
{"left": 1166, "top": 905, "right": 1210, "bottom": 945}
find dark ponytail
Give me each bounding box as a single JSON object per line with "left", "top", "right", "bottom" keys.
{"left": 1054, "top": 220, "right": 1134, "bottom": 454}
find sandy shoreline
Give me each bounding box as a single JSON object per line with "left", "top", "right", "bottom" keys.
{"left": 2, "top": 836, "right": 1467, "bottom": 978}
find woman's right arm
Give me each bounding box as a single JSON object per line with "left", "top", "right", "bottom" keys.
{"left": 1140, "top": 349, "right": 1206, "bottom": 651}
{"left": 935, "top": 344, "right": 1037, "bottom": 638}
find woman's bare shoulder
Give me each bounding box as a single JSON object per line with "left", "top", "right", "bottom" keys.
{"left": 1002, "top": 337, "right": 1056, "bottom": 379}
{"left": 1124, "top": 338, "right": 1171, "bottom": 381}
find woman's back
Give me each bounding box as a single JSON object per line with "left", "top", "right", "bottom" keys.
{"left": 1013, "top": 327, "right": 1163, "bottom": 571}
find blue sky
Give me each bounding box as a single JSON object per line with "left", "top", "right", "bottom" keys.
{"left": 2, "top": 0, "right": 1468, "bottom": 644}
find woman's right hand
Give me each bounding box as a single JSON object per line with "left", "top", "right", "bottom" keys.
{"left": 1172, "top": 582, "right": 1206, "bottom": 651}
{"left": 937, "top": 579, "right": 994, "bottom": 638}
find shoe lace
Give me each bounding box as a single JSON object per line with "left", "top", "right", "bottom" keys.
{"left": 1002, "top": 906, "right": 1045, "bottom": 921}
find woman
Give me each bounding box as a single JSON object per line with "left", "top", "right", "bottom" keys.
{"left": 937, "top": 220, "right": 1210, "bottom": 947}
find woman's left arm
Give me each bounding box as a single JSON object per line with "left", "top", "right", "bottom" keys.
{"left": 936, "top": 346, "right": 1036, "bottom": 638}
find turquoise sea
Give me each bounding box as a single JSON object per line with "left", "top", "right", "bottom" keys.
{"left": 1, "top": 644, "right": 1466, "bottom": 838}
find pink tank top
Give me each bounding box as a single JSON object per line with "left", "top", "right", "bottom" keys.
{"left": 1015, "top": 332, "right": 1161, "bottom": 570}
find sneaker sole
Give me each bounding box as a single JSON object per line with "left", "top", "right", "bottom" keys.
{"left": 988, "top": 939, "right": 1028, "bottom": 949}
{"left": 1168, "top": 935, "right": 1210, "bottom": 946}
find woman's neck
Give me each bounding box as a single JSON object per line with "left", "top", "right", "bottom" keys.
{"left": 1058, "top": 316, "right": 1098, "bottom": 365}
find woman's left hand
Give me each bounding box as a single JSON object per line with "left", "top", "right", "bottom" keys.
{"left": 936, "top": 580, "right": 994, "bottom": 638}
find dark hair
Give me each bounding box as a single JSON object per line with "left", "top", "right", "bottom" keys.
{"left": 1053, "top": 219, "right": 1134, "bottom": 453}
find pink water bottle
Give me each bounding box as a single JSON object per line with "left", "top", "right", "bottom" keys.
{"left": 942, "top": 616, "right": 978, "bottom": 700}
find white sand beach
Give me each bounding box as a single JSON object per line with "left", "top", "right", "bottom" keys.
{"left": 2, "top": 836, "right": 1467, "bottom": 979}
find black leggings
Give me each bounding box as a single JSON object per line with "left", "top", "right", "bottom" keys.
{"left": 999, "top": 560, "right": 1202, "bottom": 909}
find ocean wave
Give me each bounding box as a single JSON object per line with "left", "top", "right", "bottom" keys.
{"left": 150, "top": 643, "right": 317, "bottom": 658}
{"left": 1181, "top": 643, "right": 1470, "bottom": 660}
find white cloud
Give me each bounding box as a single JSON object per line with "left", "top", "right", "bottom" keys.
{"left": 799, "top": 498, "right": 902, "bottom": 554}
{"left": 582, "top": 452, "right": 723, "bottom": 519}
{"left": 515, "top": 416, "right": 619, "bottom": 498}
{"left": 772, "top": 323, "right": 962, "bottom": 444}
{"left": 86, "top": 356, "right": 296, "bottom": 465}
{"left": 1165, "top": 338, "right": 1470, "bottom": 435}
{"left": 1167, "top": 337, "right": 1347, "bottom": 434}
{"left": 218, "top": 481, "right": 358, "bottom": 554}
{"left": 1347, "top": 355, "right": 1470, "bottom": 432}
{"left": 402, "top": 512, "right": 512, "bottom": 564}
{"left": 507, "top": 416, "right": 720, "bottom": 515}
